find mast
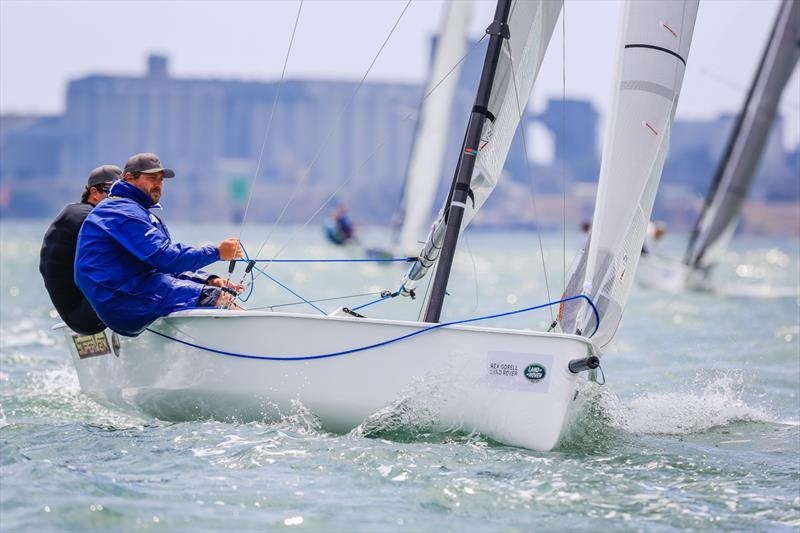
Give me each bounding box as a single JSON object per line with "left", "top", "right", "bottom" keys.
{"left": 398, "top": 0, "right": 561, "bottom": 313}
{"left": 423, "top": 0, "right": 513, "bottom": 323}
{"left": 683, "top": 0, "right": 799, "bottom": 272}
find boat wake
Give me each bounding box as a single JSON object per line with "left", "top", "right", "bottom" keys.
{"left": 1, "top": 360, "right": 148, "bottom": 429}
{"left": 351, "top": 375, "right": 459, "bottom": 443}
{"left": 353, "top": 369, "right": 776, "bottom": 449}
{"left": 0, "top": 320, "right": 57, "bottom": 350}
{"left": 557, "top": 383, "right": 631, "bottom": 452}
{"left": 620, "top": 373, "right": 773, "bottom": 435}
{"left": 354, "top": 397, "right": 439, "bottom": 441}
{"left": 350, "top": 367, "right": 499, "bottom": 446}
{"left": 562, "top": 372, "right": 774, "bottom": 448}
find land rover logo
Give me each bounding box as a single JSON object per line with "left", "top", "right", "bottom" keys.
{"left": 524, "top": 364, "right": 546, "bottom": 382}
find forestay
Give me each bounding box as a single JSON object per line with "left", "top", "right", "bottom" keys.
{"left": 684, "top": 0, "right": 800, "bottom": 273}
{"left": 401, "top": 0, "right": 562, "bottom": 291}
{"left": 396, "top": 2, "right": 472, "bottom": 256}
{"left": 559, "top": 0, "right": 698, "bottom": 347}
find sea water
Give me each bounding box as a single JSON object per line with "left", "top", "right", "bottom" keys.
{"left": 1, "top": 219, "right": 798, "bottom": 531}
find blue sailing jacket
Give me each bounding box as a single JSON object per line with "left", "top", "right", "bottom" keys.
{"left": 75, "top": 180, "right": 219, "bottom": 336}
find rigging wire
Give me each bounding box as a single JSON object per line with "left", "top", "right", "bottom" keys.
{"left": 247, "top": 33, "right": 489, "bottom": 287}
{"left": 508, "top": 46, "right": 554, "bottom": 322}
{"left": 562, "top": 1, "right": 567, "bottom": 295}
{"left": 248, "top": 0, "right": 414, "bottom": 264}
{"left": 236, "top": 0, "right": 304, "bottom": 240}
{"left": 699, "top": 67, "right": 799, "bottom": 109}
{"left": 416, "top": 266, "right": 435, "bottom": 322}
{"left": 463, "top": 232, "right": 480, "bottom": 316}
{"left": 386, "top": 34, "right": 491, "bottom": 237}
{"left": 251, "top": 264, "right": 327, "bottom": 314}
{"left": 262, "top": 35, "right": 489, "bottom": 271}
{"left": 248, "top": 291, "right": 385, "bottom": 312}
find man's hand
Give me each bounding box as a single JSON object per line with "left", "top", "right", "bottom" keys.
{"left": 208, "top": 277, "right": 243, "bottom": 293}
{"left": 214, "top": 290, "right": 241, "bottom": 310}
{"left": 218, "top": 238, "right": 243, "bottom": 260}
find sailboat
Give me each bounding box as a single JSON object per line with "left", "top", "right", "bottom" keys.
{"left": 56, "top": 0, "right": 697, "bottom": 452}
{"left": 366, "top": 1, "right": 472, "bottom": 259}
{"left": 637, "top": 0, "right": 799, "bottom": 295}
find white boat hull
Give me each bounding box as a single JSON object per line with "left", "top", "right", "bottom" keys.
{"left": 636, "top": 255, "right": 797, "bottom": 298}
{"left": 636, "top": 254, "right": 695, "bottom": 292}
{"left": 58, "top": 310, "right": 596, "bottom": 451}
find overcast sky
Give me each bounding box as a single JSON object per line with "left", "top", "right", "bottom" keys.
{"left": 1, "top": 0, "right": 797, "bottom": 147}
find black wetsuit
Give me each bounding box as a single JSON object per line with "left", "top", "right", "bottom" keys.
{"left": 39, "top": 202, "right": 105, "bottom": 334}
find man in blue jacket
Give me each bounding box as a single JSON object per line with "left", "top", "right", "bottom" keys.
{"left": 75, "top": 153, "right": 243, "bottom": 336}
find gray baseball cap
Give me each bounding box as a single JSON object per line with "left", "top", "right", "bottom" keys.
{"left": 123, "top": 153, "right": 175, "bottom": 178}
{"left": 87, "top": 165, "right": 122, "bottom": 187}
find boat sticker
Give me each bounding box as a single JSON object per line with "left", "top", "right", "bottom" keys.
{"left": 487, "top": 351, "right": 553, "bottom": 392}
{"left": 72, "top": 331, "right": 111, "bottom": 359}
{"left": 524, "top": 364, "right": 546, "bottom": 381}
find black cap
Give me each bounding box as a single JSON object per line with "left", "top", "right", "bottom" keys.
{"left": 123, "top": 153, "right": 175, "bottom": 178}
{"left": 87, "top": 165, "right": 122, "bottom": 187}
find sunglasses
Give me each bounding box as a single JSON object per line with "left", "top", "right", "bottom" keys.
{"left": 94, "top": 184, "right": 111, "bottom": 193}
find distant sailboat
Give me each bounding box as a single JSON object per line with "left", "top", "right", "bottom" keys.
{"left": 637, "top": 0, "right": 799, "bottom": 295}
{"left": 58, "top": 0, "right": 697, "bottom": 451}
{"left": 367, "top": 1, "right": 472, "bottom": 258}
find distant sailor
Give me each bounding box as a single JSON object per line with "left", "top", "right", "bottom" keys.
{"left": 325, "top": 203, "right": 356, "bottom": 245}
{"left": 642, "top": 221, "right": 667, "bottom": 256}
{"left": 74, "top": 153, "right": 244, "bottom": 336}
{"left": 40, "top": 165, "right": 121, "bottom": 334}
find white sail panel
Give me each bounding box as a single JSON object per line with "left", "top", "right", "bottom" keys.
{"left": 559, "top": 0, "right": 698, "bottom": 347}
{"left": 685, "top": 0, "right": 800, "bottom": 272}
{"left": 402, "top": 0, "right": 562, "bottom": 290}
{"left": 397, "top": 2, "right": 472, "bottom": 256}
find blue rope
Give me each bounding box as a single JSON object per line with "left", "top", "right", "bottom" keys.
{"left": 239, "top": 277, "right": 255, "bottom": 302}
{"left": 233, "top": 241, "right": 411, "bottom": 307}
{"left": 238, "top": 239, "right": 324, "bottom": 313}
{"left": 350, "top": 295, "right": 391, "bottom": 312}
{"left": 250, "top": 265, "right": 327, "bottom": 314}
{"left": 145, "top": 294, "right": 600, "bottom": 361}
{"left": 350, "top": 282, "right": 406, "bottom": 312}
{"left": 229, "top": 257, "right": 415, "bottom": 263}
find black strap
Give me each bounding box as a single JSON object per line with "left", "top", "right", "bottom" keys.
{"left": 342, "top": 307, "right": 366, "bottom": 318}
{"left": 472, "top": 105, "right": 496, "bottom": 123}
{"left": 454, "top": 183, "right": 476, "bottom": 207}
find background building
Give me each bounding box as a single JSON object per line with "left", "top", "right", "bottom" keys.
{"left": 1, "top": 53, "right": 797, "bottom": 235}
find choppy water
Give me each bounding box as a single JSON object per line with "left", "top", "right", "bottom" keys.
{"left": 1, "top": 219, "right": 798, "bottom": 531}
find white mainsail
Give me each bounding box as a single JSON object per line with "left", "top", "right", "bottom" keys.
{"left": 402, "top": 0, "right": 562, "bottom": 291}
{"left": 396, "top": 1, "right": 472, "bottom": 256}
{"left": 559, "top": 0, "right": 699, "bottom": 347}
{"left": 685, "top": 0, "right": 800, "bottom": 273}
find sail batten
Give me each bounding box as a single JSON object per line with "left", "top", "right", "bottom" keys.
{"left": 559, "top": 0, "right": 699, "bottom": 347}
{"left": 684, "top": 0, "right": 800, "bottom": 273}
